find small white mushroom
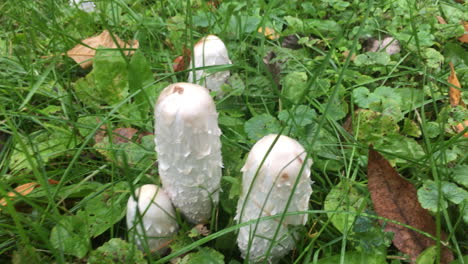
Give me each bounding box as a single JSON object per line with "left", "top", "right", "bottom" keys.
{"left": 154, "top": 82, "right": 223, "bottom": 223}
{"left": 126, "top": 184, "right": 178, "bottom": 253}
{"left": 235, "top": 134, "right": 313, "bottom": 263}
{"left": 187, "top": 35, "right": 232, "bottom": 94}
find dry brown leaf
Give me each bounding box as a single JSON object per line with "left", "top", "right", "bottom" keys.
{"left": 112, "top": 128, "right": 138, "bottom": 144}
{"left": 0, "top": 182, "right": 39, "bottom": 207}
{"left": 258, "top": 27, "right": 280, "bottom": 40}
{"left": 459, "top": 21, "right": 468, "bottom": 43}
{"left": 436, "top": 16, "right": 447, "bottom": 24}
{"left": 454, "top": 120, "right": 468, "bottom": 138}
{"left": 367, "top": 148, "right": 454, "bottom": 263}
{"left": 263, "top": 51, "right": 282, "bottom": 87}
{"left": 448, "top": 62, "right": 464, "bottom": 107}
{"left": 172, "top": 47, "right": 191, "bottom": 72}
{"left": 67, "top": 30, "right": 139, "bottom": 69}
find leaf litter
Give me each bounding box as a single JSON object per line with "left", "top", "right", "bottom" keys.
{"left": 367, "top": 148, "right": 454, "bottom": 263}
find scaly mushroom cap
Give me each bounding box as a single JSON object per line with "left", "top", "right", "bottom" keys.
{"left": 126, "top": 184, "right": 178, "bottom": 253}
{"left": 155, "top": 82, "right": 223, "bottom": 223}
{"left": 235, "top": 134, "right": 313, "bottom": 262}
{"left": 187, "top": 35, "right": 231, "bottom": 94}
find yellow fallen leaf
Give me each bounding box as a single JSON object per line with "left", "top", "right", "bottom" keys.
{"left": 66, "top": 30, "right": 139, "bottom": 68}
{"left": 448, "top": 62, "right": 464, "bottom": 107}
{"left": 258, "top": 27, "right": 280, "bottom": 40}
{"left": 0, "top": 182, "right": 38, "bottom": 207}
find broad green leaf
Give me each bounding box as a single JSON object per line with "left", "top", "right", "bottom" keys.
{"left": 418, "top": 180, "right": 447, "bottom": 212}
{"left": 353, "top": 109, "right": 400, "bottom": 144}
{"left": 50, "top": 215, "right": 89, "bottom": 258}
{"left": 317, "top": 251, "right": 386, "bottom": 264}
{"left": 244, "top": 114, "right": 281, "bottom": 141}
{"left": 324, "top": 181, "right": 367, "bottom": 234}
{"left": 403, "top": 118, "right": 421, "bottom": 138}
{"left": 278, "top": 105, "right": 316, "bottom": 126}
{"left": 87, "top": 238, "right": 145, "bottom": 264}
{"left": 353, "top": 87, "right": 379, "bottom": 108}
{"left": 80, "top": 182, "right": 129, "bottom": 237}
{"left": 452, "top": 165, "right": 468, "bottom": 188}
{"left": 179, "top": 247, "right": 224, "bottom": 264}
{"left": 416, "top": 245, "right": 437, "bottom": 264}
{"left": 354, "top": 52, "right": 391, "bottom": 66}
{"left": 423, "top": 48, "right": 444, "bottom": 69}
{"left": 281, "top": 71, "right": 308, "bottom": 104}
{"left": 129, "top": 50, "right": 154, "bottom": 119}
{"left": 379, "top": 135, "right": 425, "bottom": 164}
{"left": 9, "top": 130, "right": 80, "bottom": 175}
{"left": 74, "top": 48, "right": 129, "bottom": 107}
{"left": 94, "top": 134, "right": 155, "bottom": 169}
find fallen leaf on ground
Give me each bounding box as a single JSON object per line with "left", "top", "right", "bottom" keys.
{"left": 258, "top": 27, "right": 280, "bottom": 40}
{"left": 459, "top": 22, "right": 468, "bottom": 43}
{"left": 263, "top": 51, "right": 281, "bottom": 87}
{"left": 112, "top": 128, "right": 138, "bottom": 144}
{"left": 67, "top": 30, "right": 139, "bottom": 68}
{"left": 436, "top": 16, "right": 447, "bottom": 24}
{"left": 0, "top": 182, "right": 39, "bottom": 207}
{"left": 448, "top": 62, "right": 464, "bottom": 107}
{"left": 173, "top": 47, "right": 191, "bottom": 72}
{"left": 453, "top": 120, "right": 468, "bottom": 138}
{"left": 367, "top": 148, "right": 454, "bottom": 263}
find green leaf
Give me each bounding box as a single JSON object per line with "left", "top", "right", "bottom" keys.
{"left": 50, "top": 215, "right": 89, "bottom": 258}
{"left": 418, "top": 180, "right": 448, "bottom": 213}
{"left": 423, "top": 48, "right": 444, "bottom": 69}
{"left": 353, "top": 109, "right": 400, "bottom": 144}
{"left": 317, "top": 251, "right": 386, "bottom": 264}
{"left": 353, "top": 87, "right": 379, "bottom": 108}
{"left": 278, "top": 105, "right": 316, "bottom": 127}
{"left": 281, "top": 71, "right": 308, "bottom": 104}
{"left": 378, "top": 135, "right": 425, "bottom": 164}
{"left": 324, "top": 180, "right": 368, "bottom": 234}
{"left": 442, "top": 181, "right": 467, "bottom": 205}
{"left": 452, "top": 165, "right": 468, "bottom": 188}
{"left": 178, "top": 247, "right": 225, "bottom": 264}
{"left": 354, "top": 52, "right": 391, "bottom": 66}
{"left": 87, "top": 238, "right": 146, "bottom": 264}
{"left": 416, "top": 245, "right": 437, "bottom": 264}
{"left": 244, "top": 114, "right": 281, "bottom": 141}
{"left": 80, "top": 182, "right": 129, "bottom": 237}
{"left": 403, "top": 118, "right": 421, "bottom": 138}
{"left": 9, "top": 130, "right": 80, "bottom": 175}
{"left": 94, "top": 134, "right": 155, "bottom": 169}
{"left": 129, "top": 50, "right": 154, "bottom": 119}
{"left": 74, "top": 48, "right": 129, "bottom": 107}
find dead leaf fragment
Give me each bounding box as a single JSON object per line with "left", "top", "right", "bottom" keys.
{"left": 454, "top": 120, "right": 468, "bottom": 138}
{"left": 263, "top": 51, "right": 281, "bottom": 87}
{"left": 459, "top": 22, "right": 468, "bottom": 43}
{"left": 448, "top": 62, "right": 464, "bottom": 107}
{"left": 258, "top": 27, "right": 280, "bottom": 40}
{"left": 367, "top": 148, "right": 454, "bottom": 263}
{"left": 436, "top": 16, "right": 447, "bottom": 24}
{"left": 173, "top": 47, "right": 191, "bottom": 72}
{"left": 112, "top": 128, "right": 138, "bottom": 144}
{"left": 67, "top": 30, "right": 139, "bottom": 68}
{"left": 0, "top": 182, "right": 39, "bottom": 207}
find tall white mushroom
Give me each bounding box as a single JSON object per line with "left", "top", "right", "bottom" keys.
{"left": 126, "top": 184, "right": 178, "bottom": 253}
{"left": 154, "top": 82, "right": 222, "bottom": 223}
{"left": 235, "top": 134, "right": 313, "bottom": 263}
{"left": 187, "top": 35, "right": 232, "bottom": 94}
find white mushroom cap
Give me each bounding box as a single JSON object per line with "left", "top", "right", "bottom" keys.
{"left": 126, "top": 184, "right": 178, "bottom": 253}
{"left": 155, "top": 82, "right": 223, "bottom": 223}
{"left": 236, "top": 134, "right": 313, "bottom": 262}
{"left": 187, "top": 35, "right": 232, "bottom": 94}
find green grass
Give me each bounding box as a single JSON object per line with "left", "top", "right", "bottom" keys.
{"left": 0, "top": 0, "right": 467, "bottom": 263}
